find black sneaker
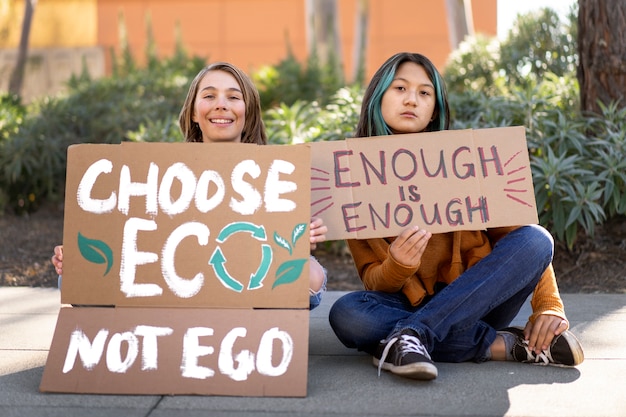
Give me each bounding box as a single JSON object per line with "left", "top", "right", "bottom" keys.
{"left": 372, "top": 329, "right": 438, "bottom": 380}
{"left": 500, "top": 326, "right": 584, "bottom": 367}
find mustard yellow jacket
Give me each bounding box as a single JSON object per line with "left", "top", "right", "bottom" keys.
{"left": 346, "top": 226, "right": 566, "bottom": 324}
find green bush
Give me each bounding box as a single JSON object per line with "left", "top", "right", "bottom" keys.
{"left": 253, "top": 47, "right": 346, "bottom": 109}
{"left": 499, "top": 6, "right": 578, "bottom": 88}
{"left": 264, "top": 86, "right": 361, "bottom": 144}
{"left": 527, "top": 101, "right": 626, "bottom": 248}
{"left": 446, "top": 69, "right": 621, "bottom": 249}
{"left": 2, "top": 3, "right": 625, "bottom": 254}
{"left": 442, "top": 4, "right": 623, "bottom": 248}
{"left": 0, "top": 51, "right": 204, "bottom": 214}
{"left": 0, "top": 94, "right": 28, "bottom": 212}
{"left": 0, "top": 94, "right": 25, "bottom": 140}
{"left": 444, "top": 5, "right": 578, "bottom": 95}
{"left": 444, "top": 35, "right": 504, "bottom": 96}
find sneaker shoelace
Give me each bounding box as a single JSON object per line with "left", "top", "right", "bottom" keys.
{"left": 377, "top": 333, "right": 431, "bottom": 376}
{"left": 519, "top": 339, "right": 553, "bottom": 364}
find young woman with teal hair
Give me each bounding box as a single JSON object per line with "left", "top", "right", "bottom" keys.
{"left": 328, "top": 52, "right": 583, "bottom": 381}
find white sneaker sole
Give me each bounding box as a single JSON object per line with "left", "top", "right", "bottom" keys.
{"left": 550, "top": 330, "right": 585, "bottom": 367}
{"left": 373, "top": 357, "right": 438, "bottom": 380}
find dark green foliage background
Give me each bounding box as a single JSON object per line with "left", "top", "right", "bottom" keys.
{"left": 2, "top": 3, "right": 625, "bottom": 250}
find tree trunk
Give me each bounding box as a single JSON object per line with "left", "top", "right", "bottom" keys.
{"left": 445, "top": 0, "right": 474, "bottom": 50}
{"left": 578, "top": 0, "right": 626, "bottom": 114}
{"left": 351, "top": 0, "right": 369, "bottom": 85}
{"left": 305, "top": 0, "right": 342, "bottom": 68}
{"left": 8, "top": 0, "right": 37, "bottom": 97}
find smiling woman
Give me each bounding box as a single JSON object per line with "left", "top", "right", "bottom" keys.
{"left": 178, "top": 62, "right": 267, "bottom": 145}
{"left": 190, "top": 70, "right": 247, "bottom": 143}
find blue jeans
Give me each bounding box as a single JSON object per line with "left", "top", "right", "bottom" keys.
{"left": 309, "top": 255, "right": 328, "bottom": 311}
{"left": 329, "top": 225, "right": 554, "bottom": 363}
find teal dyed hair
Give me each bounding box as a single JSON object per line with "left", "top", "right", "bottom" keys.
{"left": 431, "top": 69, "right": 448, "bottom": 131}
{"left": 366, "top": 66, "right": 396, "bottom": 136}
{"left": 355, "top": 52, "right": 450, "bottom": 138}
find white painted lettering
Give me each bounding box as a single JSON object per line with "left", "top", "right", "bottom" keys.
{"left": 106, "top": 331, "right": 139, "bottom": 373}
{"left": 218, "top": 327, "right": 255, "bottom": 381}
{"left": 161, "top": 222, "right": 210, "bottom": 298}
{"left": 230, "top": 160, "right": 262, "bottom": 215}
{"left": 76, "top": 159, "right": 116, "bottom": 214}
{"left": 120, "top": 218, "right": 161, "bottom": 297}
{"left": 264, "top": 160, "right": 297, "bottom": 212}
{"left": 133, "top": 325, "right": 173, "bottom": 370}
{"left": 181, "top": 327, "right": 215, "bottom": 379}
{"left": 159, "top": 162, "right": 196, "bottom": 216}
{"left": 195, "top": 170, "right": 225, "bottom": 213}
{"left": 118, "top": 163, "right": 159, "bottom": 216}
{"left": 256, "top": 327, "right": 293, "bottom": 377}
{"left": 62, "top": 329, "right": 109, "bottom": 373}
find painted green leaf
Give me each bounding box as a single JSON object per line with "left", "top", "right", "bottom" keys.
{"left": 77, "top": 232, "right": 114, "bottom": 276}
{"left": 272, "top": 258, "right": 307, "bottom": 289}
{"left": 291, "top": 223, "right": 307, "bottom": 246}
{"left": 273, "top": 231, "right": 292, "bottom": 255}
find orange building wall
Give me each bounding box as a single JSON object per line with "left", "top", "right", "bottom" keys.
{"left": 0, "top": 0, "right": 97, "bottom": 48}
{"left": 97, "top": 0, "right": 309, "bottom": 76}
{"left": 1, "top": 0, "right": 496, "bottom": 93}
{"left": 96, "top": 0, "right": 497, "bottom": 81}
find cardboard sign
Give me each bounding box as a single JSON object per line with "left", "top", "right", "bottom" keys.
{"left": 310, "top": 126, "right": 538, "bottom": 240}
{"left": 42, "top": 127, "right": 537, "bottom": 397}
{"left": 40, "top": 307, "right": 309, "bottom": 397}
{"left": 42, "top": 142, "right": 313, "bottom": 397}
{"left": 60, "top": 142, "right": 311, "bottom": 308}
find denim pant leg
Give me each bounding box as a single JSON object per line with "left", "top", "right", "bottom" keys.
{"left": 396, "top": 225, "right": 554, "bottom": 363}
{"left": 329, "top": 290, "right": 419, "bottom": 355}
{"left": 309, "top": 263, "right": 328, "bottom": 311}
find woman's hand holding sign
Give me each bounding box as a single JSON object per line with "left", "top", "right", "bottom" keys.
{"left": 389, "top": 225, "right": 431, "bottom": 268}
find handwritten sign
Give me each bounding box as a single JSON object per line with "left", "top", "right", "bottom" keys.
{"left": 310, "top": 126, "right": 538, "bottom": 240}
{"left": 40, "top": 307, "right": 309, "bottom": 396}
{"left": 59, "top": 142, "right": 311, "bottom": 308}
{"left": 42, "top": 127, "right": 538, "bottom": 396}
{"left": 41, "top": 142, "right": 312, "bottom": 397}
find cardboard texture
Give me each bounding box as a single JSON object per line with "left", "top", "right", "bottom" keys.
{"left": 40, "top": 307, "right": 309, "bottom": 397}
{"left": 43, "top": 128, "right": 538, "bottom": 396}
{"left": 310, "top": 126, "right": 538, "bottom": 240}
{"left": 60, "top": 142, "right": 311, "bottom": 308}
{"left": 43, "top": 142, "right": 312, "bottom": 397}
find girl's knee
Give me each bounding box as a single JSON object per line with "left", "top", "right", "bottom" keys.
{"left": 516, "top": 224, "right": 554, "bottom": 265}
{"left": 527, "top": 224, "right": 554, "bottom": 251}
{"left": 329, "top": 292, "right": 364, "bottom": 333}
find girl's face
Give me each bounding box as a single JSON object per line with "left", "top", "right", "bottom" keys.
{"left": 192, "top": 70, "right": 246, "bottom": 143}
{"left": 381, "top": 61, "right": 436, "bottom": 134}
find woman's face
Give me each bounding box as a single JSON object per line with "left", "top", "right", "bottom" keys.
{"left": 192, "top": 70, "right": 246, "bottom": 143}
{"left": 381, "top": 61, "right": 436, "bottom": 134}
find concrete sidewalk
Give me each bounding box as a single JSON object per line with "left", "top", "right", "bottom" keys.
{"left": 1, "top": 287, "right": 625, "bottom": 417}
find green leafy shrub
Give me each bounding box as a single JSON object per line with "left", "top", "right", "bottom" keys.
{"left": 0, "top": 94, "right": 30, "bottom": 212}
{"left": 442, "top": 4, "right": 622, "bottom": 249}
{"left": 0, "top": 49, "right": 204, "bottom": 214}
{"left": 499, "top": 6, "right": 578, "bottom": 88}
{"left": 126, "top": 116, "right": 183, "bottom": 143}
{"left": 444, "top": 34, "right": 504, "bottom": 96}
{"left": 264, "top": 86, "right": 361, "bottom": 144}
{"left": 446, "top": 70, "right": 615, "bottom": 249}
{"left": 2, "top": 2, "right": 624, "bottom": 255}
{"left": 253, "top": 47, "right": 345, "bottom": 109}
{"left": 0, "top": 94, "right": 25, "bottom": 141}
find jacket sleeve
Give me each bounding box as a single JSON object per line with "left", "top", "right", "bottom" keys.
{"left": 347, "top": 238, "right": 419, "bottom": 292}
{"left": 528, "top": 263, "right": 567, "bottom": 322}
